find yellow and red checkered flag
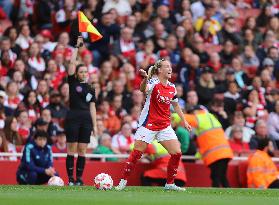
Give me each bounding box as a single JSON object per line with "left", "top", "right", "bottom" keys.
{"left": 78, "top": 11, "right": 103, "bottom": 42}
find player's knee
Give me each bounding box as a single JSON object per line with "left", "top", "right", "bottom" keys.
{"left": 169, "top": 149, "right": 182, "bottom": 155}
{"left": 67, "top": 143, "right": 77, "bottom": 154}
{"left": 134, "top": 140, "right": 147, "bottom": 152}
{"left": 77, "top": 147, "right": 87, "bottom": 156}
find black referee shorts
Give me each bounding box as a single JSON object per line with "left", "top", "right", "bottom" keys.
{"left": 64, "top": 110, "right": 92, "bottom": 143}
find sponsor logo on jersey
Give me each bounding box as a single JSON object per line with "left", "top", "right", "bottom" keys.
{"left": 76, "top": 86, "right": 82, "bottom": 93}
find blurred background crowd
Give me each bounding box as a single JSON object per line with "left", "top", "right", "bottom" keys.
{"left": 0, "top": 0, "right": 279, "bottom": 161}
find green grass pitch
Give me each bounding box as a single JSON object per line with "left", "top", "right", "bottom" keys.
{"left": 0, "top": 186, "right": 278, "bottom": 205}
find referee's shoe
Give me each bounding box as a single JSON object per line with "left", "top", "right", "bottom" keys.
{"left": 68, "top": 177, "right": 75, "bottom": 186}
{"left": 75, "top": 178, "right": 84, "bottom": 186}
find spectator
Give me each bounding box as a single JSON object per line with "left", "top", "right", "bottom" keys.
{"left": 5, "top": 81, "right": 23, "bottom": 111}
{"left": 28, "top": 42, "right": 46, "bottom": 75}
{"left": 224, "top": 81, "right": 241, "bottom": 115}
{"left": 241, "top": 45, "right": 260, "bottom": 68}
{"left": 3, "top": 27, "right": 21, "bottom": 57}
{"left": 90, "top": 12, "right": 120, "bottom": 65}
{"left": 98, "top": 99, "right": 121, "bottom": 135}
{"left": 113, "top": 27, "right": 136, "bottom": 65}
{"left": 151, "top": 23, "right": 168, "bottom": 53}
{"left": 52, "top": 129, "right": 67, "bottom": 154}
{"left": 229, "top": 125, "right": 250, "bottom": 154}
{"left": 177, "top": 48, "right": 195, "bottom": 92}
{"left": 136, "top": 39, "right": 157, "bottom": 70}
{"left": 243, "top": 90, "right": 268, "bottom": 129}
{"left": 0, "top": 90, "right": 13, "bottom": 116}
{"left": 16, "top": 130, "right": 57, "bottom": 185}
{"left": 16, "top": 110, "right": 31, "bottom": 144}
{"left": 0, "top": 36, "right": 17, "bottom": 65}
{"left": 191, "top": 34, "right": 209, "bottom": 65}
{"left": 186, "top": 90, "right": 199, "bottom": 110}
{"left": 195, "top": 3, "right": 221, "bottom": 31}
{"left": 93, "top": 133, "right": 117, "bottom": 162}
{"left": 17, "top": 90, "right": 41, "bottom": 123}
{"left": 208, "top": 52, "right": 222, "bottom": 72}
{"left": 196, "top": 66, "right": 216, "bottom": 106}
{"left": 15, "top": 24, "right": 33, "bottom": 50}
{"left": 225, "top": 111, "right": 255, "bottom": 143}
{"left": 36, "top": 79, "right": 50, "bottom": 108}
{"left": 102, "top": 0, "right": 132, "bottom": 17}
{"left": 249, "top": 120, "right": 273, "bottom": 150}
{"left": 256, "top": 4, "right": 274, "bottom": 29}
{"left": 191, "top": 0, "right": 212, "bottom": 22}
{"left": 30, "top": 116, "right": 55, "bottom": 145}
{"left": 0, "top": 130, "right": 17, "bottom": 161}
{"left": 40, "top": 108, "right": 59, "bottom": 143}
{"left": 243, "top": 16, "right": 263, "bottom": 46}
{"left": 209, "top": 99, "right": 230, "bottom": 129}
{"left": 46, "top": 90, "right": 68, "bottom": 122}
{"left": 4, "top": 116, "right": 22, "bottom": 146}
{"left": 111, "top": 123, "right": 134, "bottom": 154}
{"left": 218, "top": 16, "right": 242, "bottom": 45}
{"left": 219, "top": 40, "right": 235, "bottom": 65}
{"left": 59, "top": 82, "right": 69, "bottom": 107}
{"left": 267, "top": 100, "right": 279, "bottom": 148}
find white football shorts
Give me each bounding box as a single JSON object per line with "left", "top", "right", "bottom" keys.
{"left": 134, "top": 126, "right": 177, "bottom": 144}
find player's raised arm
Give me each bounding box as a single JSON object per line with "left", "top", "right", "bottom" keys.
{"left": 68, "top": 36, "right": 84, "bottom": 76}
{"left": 139, "top": 69, "right": 149, "bottom": 93}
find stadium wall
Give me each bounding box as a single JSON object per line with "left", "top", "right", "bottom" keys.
{"left": 0, "top": 160, "right": 244, "bottom": 187}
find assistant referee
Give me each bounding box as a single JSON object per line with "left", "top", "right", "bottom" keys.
{"left": 65, "top": 36, "right": 97, "bottom": 186}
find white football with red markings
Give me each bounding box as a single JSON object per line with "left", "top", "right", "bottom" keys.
{"left": 48, "top": 176, "right": 64, "bottom": 186}
{"left": 94, "top": 173, "right": 113, "bottom": 190}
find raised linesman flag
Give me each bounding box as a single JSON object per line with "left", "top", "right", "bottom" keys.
{"left": 78, "top": 11, "right": 103, "bottom": 42}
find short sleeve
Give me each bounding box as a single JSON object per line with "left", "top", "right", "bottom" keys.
{"left": 86, "top": 86, "right": 96, "bottom": 103}
{"left": 171, "top": 87, "right": 178, "bottom": 103}
{"left": 67, "top": 74, "right": 75, "bottom": 85}
{"left": 146, "top": 77, "right": 159, "bottom": 94}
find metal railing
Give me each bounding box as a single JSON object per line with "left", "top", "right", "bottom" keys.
{"left": 1, "top": 152, "right": 279, "bottom": 162}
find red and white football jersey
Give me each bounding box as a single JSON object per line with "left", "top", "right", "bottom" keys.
{"left": 138, "top": 77, "right": 178, "bottom": 131}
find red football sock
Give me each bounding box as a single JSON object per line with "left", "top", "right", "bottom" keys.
{"left": 122, "top": 149, "right": 143, "bottom": 180}
{"left": 166, "top": 153, "right": 182, "bottom": 184}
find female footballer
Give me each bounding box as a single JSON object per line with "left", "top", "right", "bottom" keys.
{"left": 116, "top": 59, "right": 192, "bottom": 191}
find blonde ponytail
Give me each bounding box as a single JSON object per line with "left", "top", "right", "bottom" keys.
{"left": 147, "top": 65, "right": 156, "bottom": 80}
{"left": 147, "top": 59, "right": 166, "bottom": 80}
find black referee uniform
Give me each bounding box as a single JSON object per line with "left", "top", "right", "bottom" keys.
{"left": 65, "top": 74, "right": 96, "bottom": 143}
{"left": 65, "top": 73, "right": 96, "bottom": 185}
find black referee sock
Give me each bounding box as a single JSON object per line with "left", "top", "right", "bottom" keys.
{"left": 66, "top": 155, "right": 74, "bottom": 180}
{"left": 76, "top": 156, "right": 86, "bottom": 179}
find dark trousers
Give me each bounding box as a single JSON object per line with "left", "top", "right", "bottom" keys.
{"left": 209, "top": 158, "right": 230, "bottom": 188}
{"left": 268, "top": 179, "right": 279, "bottom": 189}
{"left": 141, "top": 175, "right": 185, "bottom": 187}
{"left": 17, "top": 171, "right": 51, "bottom": 185}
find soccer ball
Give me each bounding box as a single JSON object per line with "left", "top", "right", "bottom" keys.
{"left": 48, "top": 176, "right": 64, "bottom": 186}
{"left": 94, "top": 173, "right": 113, "bottom": 190}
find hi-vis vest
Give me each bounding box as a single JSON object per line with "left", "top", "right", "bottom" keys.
{"left": 185, "top": 112, "right": 233, "bottom": 166}
{"left": 149, "top": 140, "right": 169, "bottom": 161}
{"left": 247, "top": 150, "right": 279, "bottom": 189}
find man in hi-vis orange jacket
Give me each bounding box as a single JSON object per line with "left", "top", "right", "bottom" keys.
{"left": 247, "top": 138, "right": 279, "bottom": 189}
{"left": 181, "top": 105, "right": 233, "bottom": 187}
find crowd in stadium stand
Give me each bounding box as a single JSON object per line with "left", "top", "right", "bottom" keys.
{"left": 0, "top": 0, "right": 279, "bottom": 161}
